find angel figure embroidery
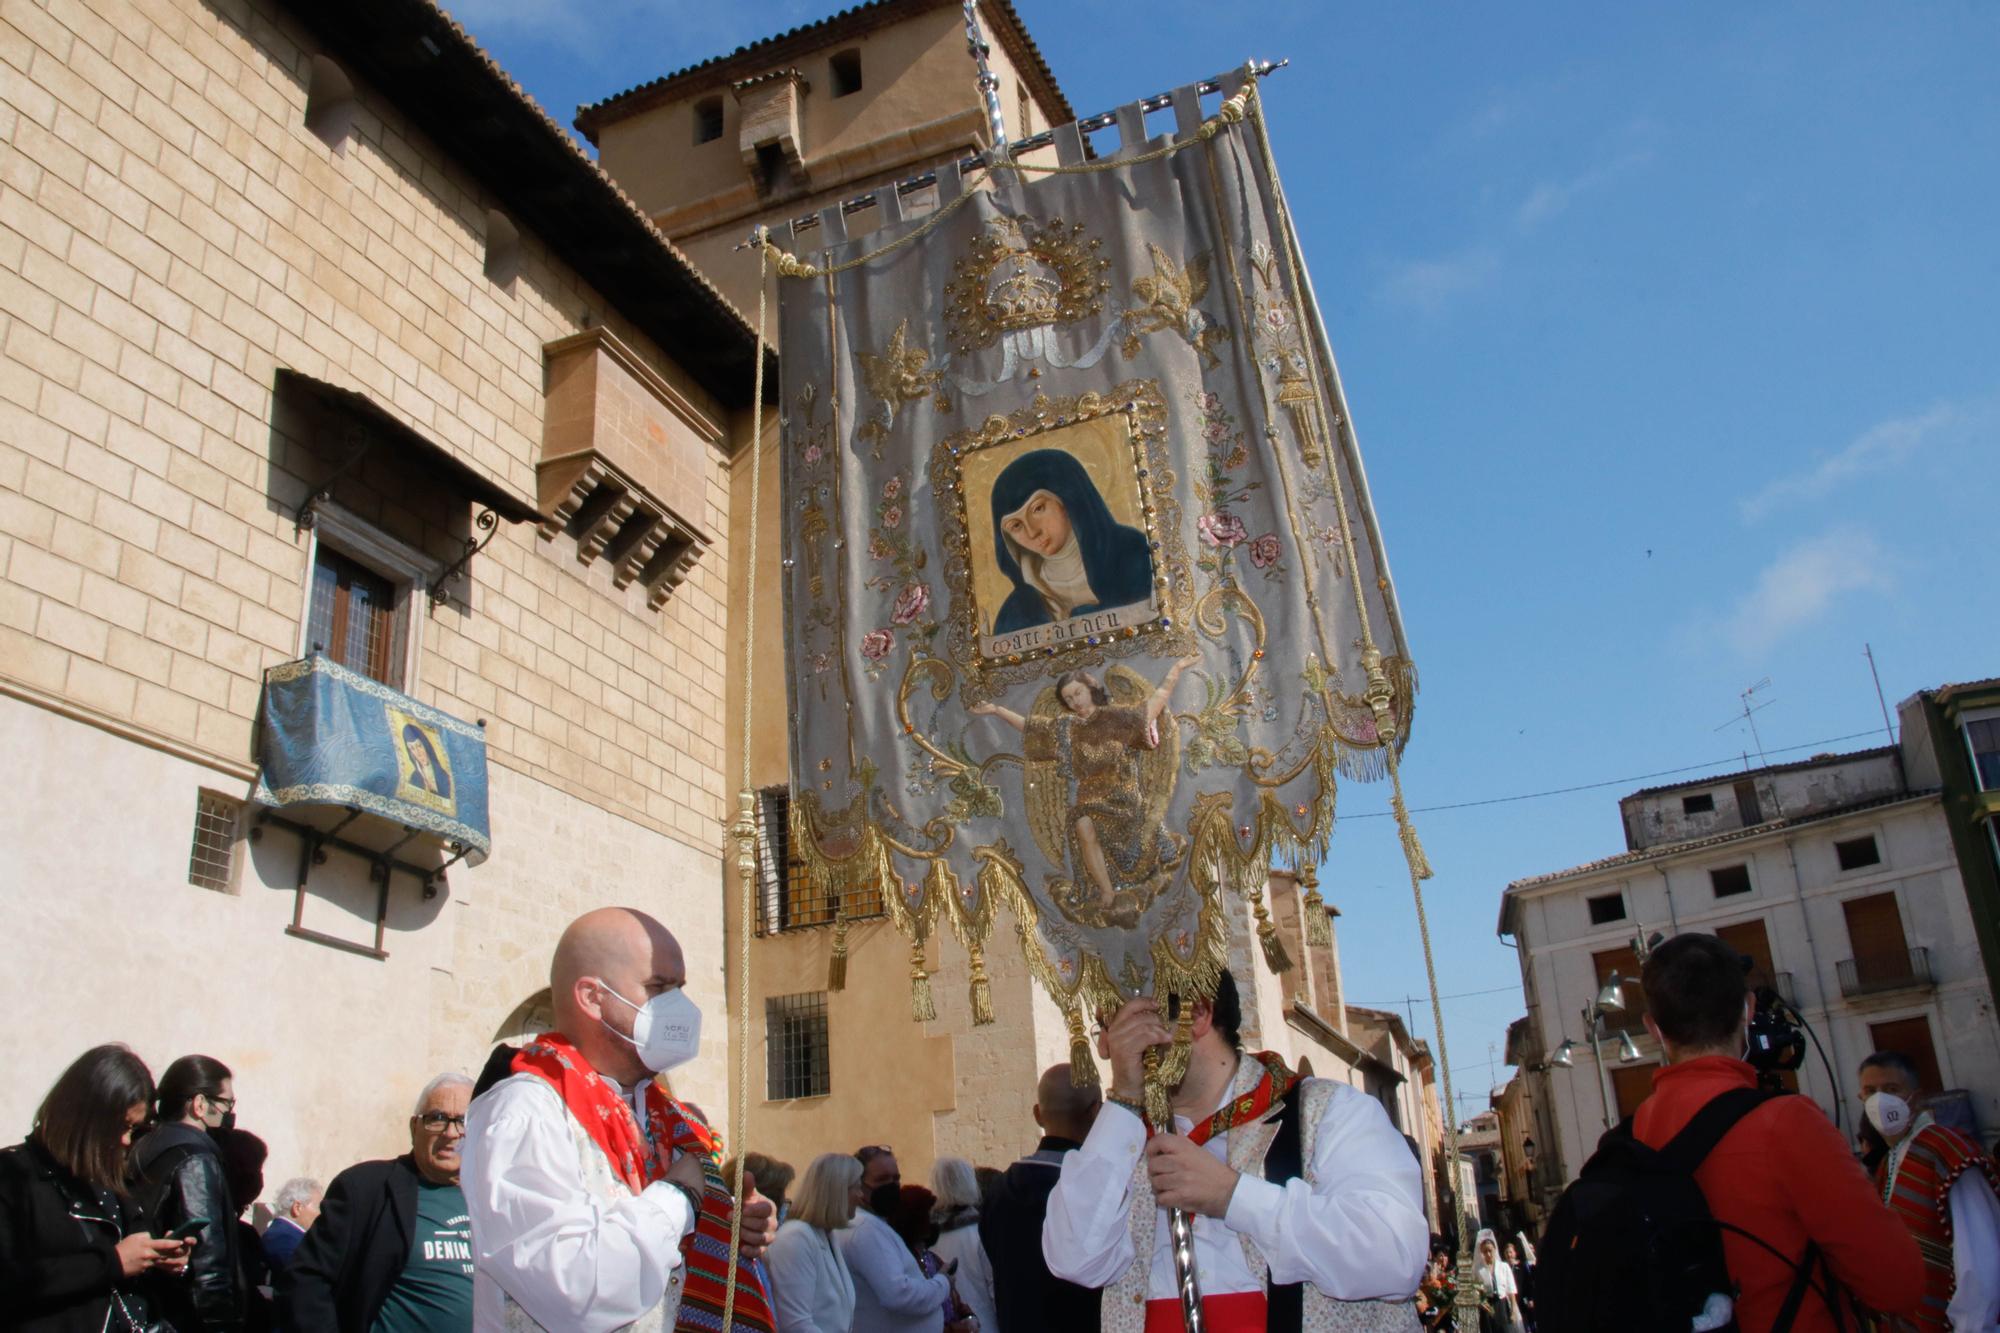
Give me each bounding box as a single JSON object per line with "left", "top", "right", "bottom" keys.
{"left": 971, "top": 655, "right": 1199, "bottom": 929}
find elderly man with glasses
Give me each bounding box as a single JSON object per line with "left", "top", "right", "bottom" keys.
{"left": 280, "top": 1073, "right": 476, "bottom": 1333}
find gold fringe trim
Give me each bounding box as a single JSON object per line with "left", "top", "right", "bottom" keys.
{"left": 1299, "top": 866, "right": 1332, "bottom": 948}
{"left": 827, "top": 915, "right": 848, "bottom": 991}
{"left": 967, "top": 941, "right": 994, "bottom": 1026}
{"left": 909, "top": 940, "right": 936, "bottom": 1022}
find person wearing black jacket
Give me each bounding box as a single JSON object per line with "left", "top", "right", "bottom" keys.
{"left": 279, "top": 1073, "right": 475, "bottom": 1333}
{"left": 978, "top": 1062, "right": 1101, "bottom": 1333}
{"left": 131, "top": 1054, "right": 245, "bottom": 1333}
{"left": 0, "top": 1044, "right": 190, "bottom": 1333}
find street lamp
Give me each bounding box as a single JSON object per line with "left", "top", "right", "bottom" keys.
{"left": 1549, "top": 972, "right": 1639, "bottom": 1130}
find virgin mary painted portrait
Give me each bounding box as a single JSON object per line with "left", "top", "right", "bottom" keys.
{"left": 988, "top": 448, "right": 1154, "bottom": 637}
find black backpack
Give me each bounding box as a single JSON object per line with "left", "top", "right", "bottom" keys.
{"left": 1535, "top": 1087, "right": 1826, "bottom": 1333}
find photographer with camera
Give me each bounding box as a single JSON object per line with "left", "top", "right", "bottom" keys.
{"left": 1634, "top": 933, "right": 1923, "bottom": 1330}
{"left": 1538, "top": 933, "right": 1924, "bottom": 1333}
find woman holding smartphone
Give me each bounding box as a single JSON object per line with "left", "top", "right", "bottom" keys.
{"left": 0, "top": 1044, "right": 192, "bottom": 1332}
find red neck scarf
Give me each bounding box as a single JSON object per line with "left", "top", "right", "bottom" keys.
{"left": 1183, "top": 1051, "right": 1301, "bottom": 1145}
{"left": 511, "top": 1034, "right": 774, "bottom": 1333}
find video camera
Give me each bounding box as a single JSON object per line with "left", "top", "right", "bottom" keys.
{"left": 1744, "top": 983, "right": 1807, "bottom": 1091}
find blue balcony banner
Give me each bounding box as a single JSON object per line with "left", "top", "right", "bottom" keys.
{"left": 252, "top": 654, "right": 491, "bottom": 863}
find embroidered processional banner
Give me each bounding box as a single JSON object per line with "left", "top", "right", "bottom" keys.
{"left": 773, "top": 72, "right": 1415, "bottom": 1061}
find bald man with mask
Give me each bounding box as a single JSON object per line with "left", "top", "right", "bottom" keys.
{"left": 461, "top": 907, "right": 777, "bottom": 1333}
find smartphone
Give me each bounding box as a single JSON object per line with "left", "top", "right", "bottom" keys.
{"left": 164, "top": 1217, "right": 210, "bottom": 1243}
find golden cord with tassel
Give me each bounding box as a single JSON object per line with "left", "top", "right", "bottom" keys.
{"left": 966, "top": 941, "right": 994, "bottom": 1026}
{"left": 1248, "top": 884, "right": 1293, "bottom": 973}
{"left": 1066, "top": 1005, "right": 1098, "bottom": 1088}
{"left": 1299, "top": 864, "right": 1332, "bottom": 948}
{"left": 827, "top": 910, "right": 848, "bottom": 991}
{"left": 909, "top": 939, "right": 937, "bottom": 1022}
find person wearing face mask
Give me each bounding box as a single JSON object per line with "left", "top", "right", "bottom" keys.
{"left": 460, "top": 906, "right": 778, "bottom": 1333}
{"left": 1856, "top": 1051, "right": 2000, "bottom": 1333}
{"left": 131, "top": 1053, "right": 247, "bottom": 1333}
{"left": 1627, "top": 933, "right": 1923, "bottom": 1332}
{"left": 839, "top": 1145, "right": 953, "bottom": 1333}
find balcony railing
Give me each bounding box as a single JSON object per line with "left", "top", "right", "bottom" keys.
{"left": 1837, "top": 947, "right": 1934, "bottom": 999}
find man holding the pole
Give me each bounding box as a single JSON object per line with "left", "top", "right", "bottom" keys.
{"left": 1044, "top": 971, "right": 1428, "bottom": 1331}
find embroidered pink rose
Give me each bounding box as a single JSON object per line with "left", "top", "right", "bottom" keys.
{"left": 861, "top": 629, "right": 894, "bottom": 661}
{"left": 1263, "top": 304, "right": 1289, "bottom": 332}
{"left": 882, "top": 504, "right": 903, "bottom": 529}
{"left": 1199, "top": 390, "right": 1223, "bottom": 413}
{"left": 1198, "top": 511, "right": 1248, "bottom": 547}
{"left": 804, "top": 442, "right": 823, "bottom": 465}
{"left": 1249, "top": 533, "right": 1282, "bottom": 568}
{"left": 891, "top": 582, "right": 931, "bottom": 625}
{"left": 1204, "top": 417, "right": 1231, "bottom": 444}
{"left": 882, "top": 476, "right": 903, "bottom": 500}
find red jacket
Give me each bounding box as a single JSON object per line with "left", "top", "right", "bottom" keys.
{"left": 1631, "top": 1056, "right": 1923, "bottom": 1333}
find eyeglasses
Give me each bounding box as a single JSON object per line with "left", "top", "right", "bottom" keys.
{"left": 418, "top": 1112, "right": 468, "bottom": 1132}
{"left": 205, "top": 1096, "right": 236, "bottom": 1112}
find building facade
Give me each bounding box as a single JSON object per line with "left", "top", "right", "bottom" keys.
{"left": 1497, "top": 711, "right": 2000, "bottom": 1204}
{"left": 0, "top": 0, "right": 761, "bottom": 1185}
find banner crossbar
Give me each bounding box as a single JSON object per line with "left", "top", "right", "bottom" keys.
{"left": 739, "top": 58, "right": 1289, "bottom": 245}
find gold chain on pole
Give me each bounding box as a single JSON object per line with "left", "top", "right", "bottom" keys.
{"left": 721, "top": 238, "right": 772, "bottom": 1333}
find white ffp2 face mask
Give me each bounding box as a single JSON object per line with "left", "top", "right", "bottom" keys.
{"left": 1864, "top": 1090, "right": 1912, "bottom": 1138}
{"left": 599, "top": 984, "right": 703, "bottom": 1073}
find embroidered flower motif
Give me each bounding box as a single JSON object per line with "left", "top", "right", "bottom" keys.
{"left": 811, "top": 651, "right": 832, "bottom": 674}
{"left": 1225, "top": 442, "right": 1249, "bottom": 469}
{"left": 1249, "top": 533, "right": 1282, "bottom": 569}
{"left": 804, "top": 442, "right": 823, "bottom": 465}
{"left": 1203, "top": 417, "right": 1231, "bottom": 445}
{"left": 1199, "top": 390, "right": 1223, "bottom": 413}
{"left": 861, "top": 629, "right": 894, "bottom": 661}
{"left": 882, "top": 504, "right": 903, "bottom": 529}
{"left": 870, "top": 535, "right": 893, "bottom": 560}
{"left": 882, "top": 476, "right": 903, "bottom": 500}
{"left": 1198, "top": 511, "right": 1248, "bottom": 547}
{"left": 891, "top": 582, "right": 930, "bottom": 625}
{"left": 1263, "top": 304, "right": 1289, "bottom": 332}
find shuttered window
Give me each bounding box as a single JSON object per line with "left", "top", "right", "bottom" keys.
{"left": 308, "top": 546, "right": 396, "bottom": 683}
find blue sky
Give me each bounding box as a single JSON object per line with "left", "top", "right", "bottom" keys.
{"left": 445, "top": 1, "right": 2000, "bottom": 1124}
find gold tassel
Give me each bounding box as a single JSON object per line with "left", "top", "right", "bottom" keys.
{"left": 1391, "top": 789, "right": 1434, "bottom": 880}
{"left": 908, "top": 940, "right": 936, "bottom": 1022}
{"left": 967, "top": 942, "right": 994, "bottom": 1026}
{"left": 1300, "top": 866, "right": 1332, "bottom": 948}
{"left": 1250, "top": 887, "right": 1293, "bottom": 973}
{"left": 1066, "top": 1006, "right": 1098, "bottom": 1088}
{"left": 827, "top": 914, "right": 848, "bottom": 991}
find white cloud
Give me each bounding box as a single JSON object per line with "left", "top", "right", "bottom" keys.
{"left": 1713, "top": 528, "right": 1895, "bottom": 657}
{"left": 1375, "top": 247, "right": 1497, "bottom": 315}
{"left": 1739, "top": 402, "right": 1971, "bottom": 520}
{"left": 1514, "top": 148, "right": 1653, "bottom": 231}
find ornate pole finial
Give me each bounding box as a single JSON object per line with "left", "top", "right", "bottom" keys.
{"left": 961, "top": 1, "right": 1010, "bottom": 163}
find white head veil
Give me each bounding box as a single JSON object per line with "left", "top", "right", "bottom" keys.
{"left": 1472, "top": 1227, "right": 1500, "bottom": 1286}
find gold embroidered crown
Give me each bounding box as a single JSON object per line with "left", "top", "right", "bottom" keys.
{"left": 983, "top": 255, "right": 1064, "bottom": 330}
{"left": 945, "top": 215, "right": 1111, "bottom": 354}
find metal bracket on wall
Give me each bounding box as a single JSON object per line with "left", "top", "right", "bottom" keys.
{"left": 252, "top": 808, "right": 468, "bottom": 960}
{"left": 294, "top": 426, "right": 376, "bottom": 533}
{"left": 430, "top": 508, "right": 500, "bottom": 608}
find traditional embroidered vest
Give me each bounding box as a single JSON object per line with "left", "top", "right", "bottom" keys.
{"left": 1875, "top": 1118, "right": 2000, "bottom": 1333}
{"left": 497, "top": 1078, "right": 686, "bottom": 1333}
{"left": 1102, "top": 1059, "right": 1421, "bottom": 1333}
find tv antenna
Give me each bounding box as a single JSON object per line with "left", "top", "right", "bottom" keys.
{"left": 1713, "top": 677, "right": 1775, "bottom": 767}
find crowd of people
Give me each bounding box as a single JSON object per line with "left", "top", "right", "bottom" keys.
{"left": 3, "top": 913, "right": 1995, "bottom": 1333}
